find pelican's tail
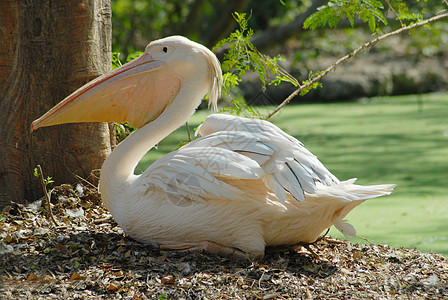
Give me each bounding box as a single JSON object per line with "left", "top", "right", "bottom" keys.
{"left": 314, "top": 178, "right": 396, "bottom": 201}
{"left": 311, "top": 178, "right": 396, "bottom": 238}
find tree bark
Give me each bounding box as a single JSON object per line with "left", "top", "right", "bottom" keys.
{"left": 0, "top": 0, "right": 112, "bottom": 209}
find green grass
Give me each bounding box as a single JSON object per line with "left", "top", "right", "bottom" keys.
{"left": 136, "top": 93, "right": 448, "bottom": 256}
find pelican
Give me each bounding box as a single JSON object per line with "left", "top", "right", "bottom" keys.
{"left": 32, "top": 36, "right": 395, "bottom": 259}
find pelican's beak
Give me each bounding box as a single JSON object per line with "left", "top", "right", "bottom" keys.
{"left": 31, "top": 52, "right": 179, "bottom": 131}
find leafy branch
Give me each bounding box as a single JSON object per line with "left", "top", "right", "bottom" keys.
{"left": 384, "top": 0, "right": 403, "bottom": 28}
{"left": 264, "top": 11, "right": 448, "bottom": 119}
{"left": 214, "top": 12, "right": 299, "bottom": 92}
{"left": 213, "top": 12, "right": 304, "bottom": 119}
{"left": 303, "top": 0, "right": 387, "bottom": 32}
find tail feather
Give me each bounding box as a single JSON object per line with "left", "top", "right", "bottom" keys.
{"left": 314, "top": 178, "right": 396, "bottom": 202}
{"left": 334, "top": 219, "right": 357, "bottom": 238}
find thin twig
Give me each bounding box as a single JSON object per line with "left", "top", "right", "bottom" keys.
{"left": 264, "top": 12, "right": 448, "bottom": 120}
{"left": 185, "top": 122, "right": 192, "bottom": 142}
{"left": 75, "top": 174, "right": 98, "bottom": 190}
{"left": 359, "top": 236, "right": 374, "bottom": 244}
{"left": 316, "top": 228, "right": 331, "bottom": 242}
{"left": 384, "top": 0, "right": 403, "bottom": 27}
{"left": 36, "top": 165, "right": 59, "bottom": 227}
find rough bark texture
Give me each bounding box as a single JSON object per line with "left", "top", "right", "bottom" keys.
{"left": 0, "top": 0, "right": 112, "bottom": 209}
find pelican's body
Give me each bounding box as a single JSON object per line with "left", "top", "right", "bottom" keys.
{"left": 32, "top": 36, "right": 395, "bottom": 258}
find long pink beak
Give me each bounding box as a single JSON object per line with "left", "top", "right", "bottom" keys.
{"left": 31, "top": 52, "right": 170, "bottom": 131}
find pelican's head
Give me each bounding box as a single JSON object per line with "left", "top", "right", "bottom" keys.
{"left": 145, "top": 36, "right": 222, "bottom": 110}
{"left": 31, "top": 36, "right": 222, "bottom": 130}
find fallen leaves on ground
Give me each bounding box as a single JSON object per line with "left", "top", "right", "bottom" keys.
{"left": 1, "top": 184, "right": 447, "bottom": 299}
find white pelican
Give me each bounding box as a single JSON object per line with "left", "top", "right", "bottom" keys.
{"left": 32, "top": 36, "right": 395, "bottom": 259}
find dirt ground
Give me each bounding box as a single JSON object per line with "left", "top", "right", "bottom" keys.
{"left": 1, "top": 184, "right": 447, "bottom": 299}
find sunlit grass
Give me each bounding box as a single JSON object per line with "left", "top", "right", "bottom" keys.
{"left": 137, "top": 93, "right": 448, "bottom": 256}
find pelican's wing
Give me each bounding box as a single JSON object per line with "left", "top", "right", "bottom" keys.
{"left": 137, "top": 146, "right": 266, "bottom": 204}
{"left": 195, "top": 114, "right": 340, "bottom": 202}
{"left": 32, "top": 53, "right": 180, "bottom": 130}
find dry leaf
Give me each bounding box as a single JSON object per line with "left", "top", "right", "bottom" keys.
{"left": 161, "top": 275, "right": 176, "bottom": 284}
{"left": 27, "top": 274, "right": 37, "bottom": 281}
{"left": 108, "top": 282, "right": 120, "bottom": 291}
{"left": 70, "top": 273, "right": 83, "bottom": 280}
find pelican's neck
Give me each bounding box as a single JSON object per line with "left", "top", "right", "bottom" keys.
{"left": 100, "top": 83, "right": 207, "bottom": 184}
{"left": 97, "top": 74, "right": 211, "bottom": 228}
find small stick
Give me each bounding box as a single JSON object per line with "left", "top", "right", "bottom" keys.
{"left": 75, "top": 174, "right": 98, "bottom": 190}
{"left": 384, "top": 0, "right": 403, "bottom": 28}
{"left": 36, "top": 165, "right": 59, "bottom": 227}
{"left": 185, "top": 122, "right": 192, "bottom": 142}
{"left": 315, "top": 228, "right": 331, "bottom": 242}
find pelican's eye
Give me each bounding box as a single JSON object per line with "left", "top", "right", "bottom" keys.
{"left": 162, "top": 47, "right": 168, "bottom": 53}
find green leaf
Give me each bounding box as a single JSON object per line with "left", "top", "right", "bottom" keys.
{"left": 45, "top": 176, "right": 54, "bottom": 186}
{"left": 112, "top": 51, "right": 144, "bottom": 70}
{"left": 304, "top": 0, "right": 388, "bottom": 32}
{"left": 126, "top": 51, "right": 144, "bottom": 63}
{"left": 223, "top": 72, "right": 241, "bottom": 88}
{"left": 112, "top": 52, "right": 122, "bottom": 69}
{"left": 115, "top": 122, "right": 136, "bottom": 143}
{"left": 299, "top": 71, "right": 324, "bottom": 96}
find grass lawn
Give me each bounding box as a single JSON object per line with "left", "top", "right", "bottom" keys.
{"left": 136, "top": 92, "right": 448, "bottom": 257}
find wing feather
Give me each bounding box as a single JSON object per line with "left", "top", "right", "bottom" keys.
{"left": 138, "top": 146, "right": 266, "bottom": 204}
{"left": 139, "top": 113, "right": 341, "bottom": 205}
{"left": 195, "top": 114, "right": 341, "bottom": 203}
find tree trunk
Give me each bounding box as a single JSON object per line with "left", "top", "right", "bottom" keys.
{"left": 0, "top": 0, "right": 112, "bottom": 209}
